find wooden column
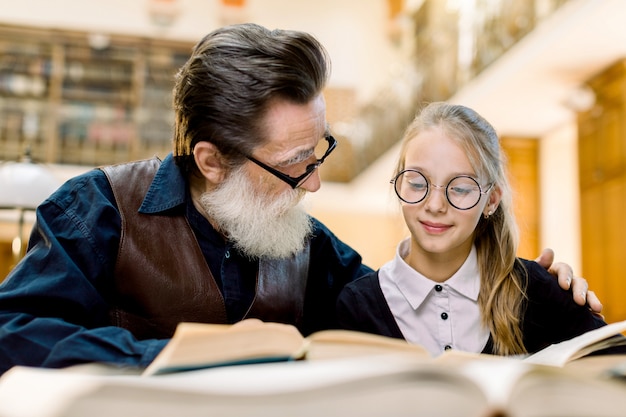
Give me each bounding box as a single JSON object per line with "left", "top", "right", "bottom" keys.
{"left": 501, "top": 137, "right": 540, "bottom": 260}
{"left": 578, "top": 59, "right": 626, "bottom": 323}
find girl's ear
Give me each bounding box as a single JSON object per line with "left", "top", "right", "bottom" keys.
{"left": 484, "top": 184, "right": 503, "bottom": 217}
{"left": 193, "top": 141, "right": 228, "bottom": 185}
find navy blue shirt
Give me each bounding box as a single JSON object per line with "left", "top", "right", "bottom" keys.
{"left": 0, "top": 154, "right": 371, "bottom": 374}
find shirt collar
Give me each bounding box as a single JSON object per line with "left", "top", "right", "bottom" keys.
{"left": 380, "top": 238, "right": 480, "bottom": 310}
{"left": 446, "top": 245, "right": 480, "bottom": 301}
{"left": 138, "top": 153, "right": 188, "bottom": 214}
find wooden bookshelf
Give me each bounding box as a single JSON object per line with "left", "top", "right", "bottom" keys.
{"left": 0, "top": 23, "right": 193, "bottom": 166}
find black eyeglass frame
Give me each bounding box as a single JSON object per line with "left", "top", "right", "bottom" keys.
{"left": 244, "top": 135, "right": 337, "bottom": 189}
{"left": 390, "top": 169, "right": 494, "bottom": 210}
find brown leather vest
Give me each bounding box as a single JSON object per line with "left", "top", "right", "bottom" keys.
{"left": 101, "top": 158, "right": 310, "bottom": 340}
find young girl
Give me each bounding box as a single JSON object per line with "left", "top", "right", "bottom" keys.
{"left": 337, "top": 102, "right": 607, "bottom": 356}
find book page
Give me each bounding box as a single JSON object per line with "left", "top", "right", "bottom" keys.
{"left": 0, "top": 356, "right": 483, "bottom": 417}
{"left": 303, "top": 329, "right": 430, "bottom": 360}
{"left": 143, "top": 321, "right": 305, "bottom": 376}
{"left": 506, "top": 365, "right": 626, "bottom": 417}
{"left": 74, "top": 364, "right": 488, "bottom": 417}
{"left": 0, "top": 367, "right": 107, "bottom": 417}
{"left": 563, "top": 353, "right": 626, "bottom": 377}
{"left": 459, "top": 357, "right": 530, "bottom": 411}
{"left": 523, "top": 320, "right": 626, "bottom": 367}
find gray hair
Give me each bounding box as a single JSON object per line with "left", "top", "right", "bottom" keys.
{"left": 173, "top": 23, "right": 331, "bottom": 175}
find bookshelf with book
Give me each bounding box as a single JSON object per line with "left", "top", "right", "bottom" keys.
{"left": 0, "top": 23, "right": 193, "bottom": 167}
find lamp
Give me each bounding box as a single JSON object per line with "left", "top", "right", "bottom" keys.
{"left": 563, "top": 85, "right": 596, "bottom": 112}
{"left": 0, "top": 151, "right": 60, "bottom": 261}
{"left": 147, "top": 0, "right": 181, "bottom": 29}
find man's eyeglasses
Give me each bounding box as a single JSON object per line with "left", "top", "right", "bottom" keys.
{"left": 390, "top": 169, "right": 493, "bottom": 210}
{"left": 244, "top": 135, "right": 337, "bottom": 189}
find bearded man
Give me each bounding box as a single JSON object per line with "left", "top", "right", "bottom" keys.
{"left": 0, "top": 23, "right": 598, "bottom": 374}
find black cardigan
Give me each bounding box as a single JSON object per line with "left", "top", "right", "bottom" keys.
{"left": 337, "top": 258, "right": 608, "bottom": 354}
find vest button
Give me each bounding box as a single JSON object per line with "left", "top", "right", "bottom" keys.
{"left": 440, "top": 312, "right": 448, "bottom": 320}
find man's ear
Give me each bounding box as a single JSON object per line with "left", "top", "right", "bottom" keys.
{"left": 193, "top": 141, "right": 227, "bottom": 185}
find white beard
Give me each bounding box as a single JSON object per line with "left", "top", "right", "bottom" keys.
{"left": 199, "top": 166, "right": 313, "bottom": 259}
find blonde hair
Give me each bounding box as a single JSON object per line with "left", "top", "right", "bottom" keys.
{"left": 395, "top": 102, "right": 528, "bottom": 355}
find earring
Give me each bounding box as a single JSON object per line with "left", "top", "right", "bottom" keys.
{"left": 484, "top": 210, "right": 493, "bottom": 219}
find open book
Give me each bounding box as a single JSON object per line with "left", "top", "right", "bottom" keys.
{"left": 143, "top": 319, "right": 430, "bottom": 376}
{"left": 524, "top": 319, "right": 626, "bottom": 367}
{"left": 144, "top": 318, "right": 626, "bottom": 376}
{"left": 2, "top": 355, "right": 626, "bottom": 417}
{"left": 3, "top": 321, "right": 626, "bottom": 417}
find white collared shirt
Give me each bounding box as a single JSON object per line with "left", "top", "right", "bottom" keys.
{"left": 378, "top": 238, "right": 490, "bottom": 356}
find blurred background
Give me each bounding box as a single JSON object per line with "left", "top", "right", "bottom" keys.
{"left": 1, "top": 0, "right": 626, "bottom": 321}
